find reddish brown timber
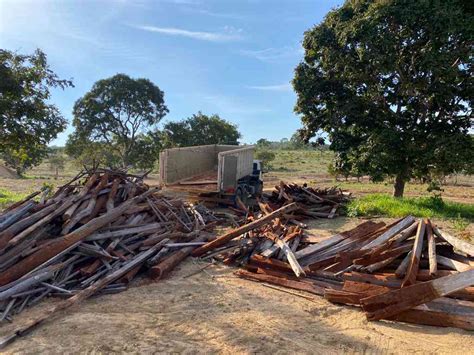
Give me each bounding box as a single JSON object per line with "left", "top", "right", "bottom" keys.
{"left": 324, "top": 289, "right": 361, "bottom": 305}
{"left": 235, "top": 269, "right": 326, "bottom": 296}
{"left": 192, "top": 203, "right": 298, "bottom": 257}
{"left": 433, "top": 226, "right": 474, "bottom": 257}
{"left": 148, "top": 234, "right": 209, "bottom": 279}
{"left": 0, "top": 239, "right": 167, "bottom": 349}
{"left": 249, "top": 254, "right": 294, "bottom": 274}
{"left": 391, "top": 307, "right": 474, "bottom": 330}
{"left": 401, "top": 220, "right": 425, "bottom": 287}
{"left": 361, "top": 269, "right": 474, "bottom": 321}
{"left": 361, "top": 216, "right": 416, "bottom": 251}
{"left": 0, "top": 189, "right": 156, "bottom": 286}
{"left": 262, "top": 233, "right": 305, "bottom": 277}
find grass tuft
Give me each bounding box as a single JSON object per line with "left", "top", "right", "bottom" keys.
{"left": 347, "top": 194, "right": 474, "bottom": 221}
{"left": 0, "top": 189, "right": 30, "bottom": 210}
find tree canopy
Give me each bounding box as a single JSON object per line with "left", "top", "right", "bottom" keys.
{"left": 161, "top": 112, "right": 241, "bottom": 147}
{"left": 0, "top": 48, "right": 73, "bottom": 174}
{"left": 68, "top": 74, "right": 168, "bottom": 169}
{"left": 293, "top": 0, "right": 473, "bottom": 197}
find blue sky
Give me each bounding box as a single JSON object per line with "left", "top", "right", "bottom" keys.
{"left": 0, "top": 0, "right": 342, "bottom": 145}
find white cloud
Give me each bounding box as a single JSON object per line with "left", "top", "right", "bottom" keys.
{"left": 132, "top": 25, "right": 243, "bottom": 42}
{"left": 239, "top": 46, "right": 304, "bottom": 62}
{"left": 193, "top": 9, "right": 246, "bottom": 20}
{"left": 246, "top": 83, "right": 292, "bottom": 92}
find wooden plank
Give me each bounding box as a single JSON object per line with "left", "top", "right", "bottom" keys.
{"left": 425, "top": 219, "right": 437, "bottom": 276}
{"left": 295, "top": 234, "right": 346, "bottom": 260}
{"left": 191, "top": 203, "right": 298, "bottom": 257}
{"left": 437, "top": 255, "right": 472, "bottom": 272}
{"left": 391, "top": 307, "right": 474, "bottom": 330}
{"left": 433, "top": 226, "right": 474, "bottom": 257}
{"left": 401, "top": 219, "right": 425, "bottom": 287}
{"left": 235, "top": 270, "right": 325, "bottom": 296}
{"left": 270, "top": 237, "right": 306, "bottom": 278}
{"left": 395, "top": 251, "right": 412, "bottom": 278}
{"left": 361, "top": 268, "right": 474, "bottom": 321}
{"left": 361, "top": 216, "right": 415, "bottom": 251}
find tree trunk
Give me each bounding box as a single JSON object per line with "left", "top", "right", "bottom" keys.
{"left": 393, "top": 175, "right": 405, "bottom": 198}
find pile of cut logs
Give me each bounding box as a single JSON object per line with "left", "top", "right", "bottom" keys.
{"left": 264, "top": 182, "right": 351, "bottom": 219}
{"left": 193, "top": 210, "right": 474, "bottom": 330}
{"left": 0, "top": 170, "right": 217, "bottom": 347}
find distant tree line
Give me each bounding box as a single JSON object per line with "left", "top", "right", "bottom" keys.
{"left": 0, "top": 50, "right": 241, "bottom": 174}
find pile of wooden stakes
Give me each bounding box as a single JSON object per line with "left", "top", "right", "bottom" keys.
{"left": 0, "top": 170, "right": 218, "bottom": 347}
{"left": 264, "top": 182, "right": 351, "bottom": 219}
{"left": 193, "top": 211, "right": 474, "bottom": 330}
{"left": 0, "top": 175, "right": 472, "bottom": 347}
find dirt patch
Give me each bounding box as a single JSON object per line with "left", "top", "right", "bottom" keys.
{"left": 0, "top": 217, "right": 472, "bottom": 354}
{"left": 0, "top": 165, "right": 18, "bottom": 179}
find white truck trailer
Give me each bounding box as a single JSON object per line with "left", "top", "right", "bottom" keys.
{"left": 159, "top": 144, "right": 262, "bottom": 203}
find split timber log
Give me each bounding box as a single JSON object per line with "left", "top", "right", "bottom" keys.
{"left": 106, "top": 178, "right": 120, "bottom": 212}
{"left": 235, "top": 269, "right": 326, "bottom": 296}
{"left": 361, "top": 216, "right": 415, "bottom": 251}
{"left": 0, "top": 202, "right": 36, "bottom": 232}
{"left": 436, "top": 255, "right": 472, "bottom": 272}
{"left": 0, "top": 189, "right": 157, "bottom": 286}
{"left": 326, "top": 282, "right": 474, "bottom": 330}
{"left": 425, "top": 219, "right": 437, "bottom": 276}
{"left": 148, "top": 234, "right": 210, "bottom": 279}
{"left": 295, "top": 234, "right": 346, "bottom": 260}
{"left": 192, "top": 203, "right": 298, "bottom": 257}
{"left": 361, "top": 268, "right": 474, "bottom": 321}
{"left": 433, "top": 226, "right": 474, "bottom": 257}
{"left": 401, "top": 219, "right": 425, "bottom": 287}
{"left": 262, "top": 234, "right": 305, "bottom": 278}
{"left": 0, "top": 239, "right": 168, "bottom": 349}
{"left": 62, "top": 173, "right": 109, "bottom": 234}
{"left": 391, "top": 306, "right": 474, "bottom": 331}
{"left": 3, "top": 174, "right": 100, "bottom": 250}
{"left": 0, "top": 202, "right": 60, "bottom": 250}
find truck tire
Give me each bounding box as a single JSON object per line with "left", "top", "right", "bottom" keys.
{"left": 235, "top": 186, "right": 248, "bottom": 205}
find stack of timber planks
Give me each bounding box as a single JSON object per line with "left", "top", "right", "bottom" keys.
{"left": 0, "top": 170, "right": 219, "bottom": 347}
{"left": 264, "top": 182, "right": 351, "bottom": 219}
{"left": 193, "top": 212, "right": 474, "bottom": 330}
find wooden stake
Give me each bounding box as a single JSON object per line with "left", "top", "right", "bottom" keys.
{"left": 361, "top": 268, "right": 474, "bottom": 321}
{"left": 401, "top": 219, "right": 425, "bottom": 287}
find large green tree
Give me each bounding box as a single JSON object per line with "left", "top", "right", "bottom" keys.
{"left": 161, "top": 112, "right": 241, "bottom": 147}
{"left": 0, "top": 49, "right": 73, "bottom": 174}
{"left": 293, "top": 0, "right": 473, "bottom": 197}
{"left": 68, "top": 74, "right": 168, "bottom": 168}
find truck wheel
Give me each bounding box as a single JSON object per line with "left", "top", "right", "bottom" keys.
{"left": 235, "top": 186, "right": 248, "bottom": 206}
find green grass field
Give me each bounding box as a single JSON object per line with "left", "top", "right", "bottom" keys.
{"left": 347, "top": 194, "right": 474, "bottom": 221}
{"left": 0, "top": 189, "right": 31, "bottom": 209}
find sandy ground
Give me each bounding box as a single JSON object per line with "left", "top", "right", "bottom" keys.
{"left": 0, "top": 217, "right": 473, "bottom": 354}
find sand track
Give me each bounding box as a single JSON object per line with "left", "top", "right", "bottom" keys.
{"left": 0, "top": 258, "right": 472, "bottom": 354}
